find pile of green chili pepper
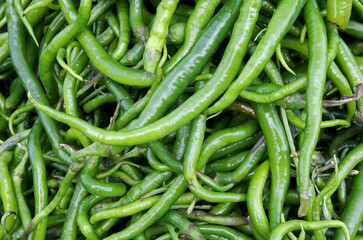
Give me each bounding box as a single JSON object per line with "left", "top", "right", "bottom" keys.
{"left": 0, "top": 0, "right": 363, "bottom": 238}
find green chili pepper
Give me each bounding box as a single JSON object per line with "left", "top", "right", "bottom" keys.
{"left": 327, "top": 0, "right": 353, "bottom": 30}
{"left": 143, "top": 0, "right": 179, "bottom": 73}
{"left": 206, "top": 0, "right": 307, "bottom": 115}
{"left": 334, "top": 162, "right": 363, "bottom": 239}
{"left": 27, "top": 120, "right": 49, "bottom": 239}
{"left": 298, "top": 0, "right": 328, "bottom": 217}
{"left": 0, "top": 151, "right": 17, "bottom": 235}
{"left": 269, "top": 219, "right": 350, "bottom": 240}
{"left": 163, "top": 0, "right": 221, "bottom": 73}
{"left": 7, "top": 0, "right": 72, "bottom": 166}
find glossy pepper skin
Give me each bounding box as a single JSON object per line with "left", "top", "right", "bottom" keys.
{"left": 205, "top": 0, "right": 308, "bottom": 115}
{"left": 7, "top": 0, "right": 73, "bottom": 166}
{"left": 247, "top": 160, "right": 271, "bottom": 237}
{"left": 27, "top": 120, "right": 48, "bottom": 239}
{"left": 3, "top": 0, "right": 363, "bottom": 238}
{"left": 327, "top": 0, "right": 353, "bottom": 30}
{"left": 334, "top": 162, "right": 363, "bottom": 239}
{"left": 298, "top": 0, "right": 328, "bottom": 217}
{"left": 252, "top": 102, "right": 290, "bottom": 229}
{"left": 28, "top": 0, "right": 245, "bottom": 147}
